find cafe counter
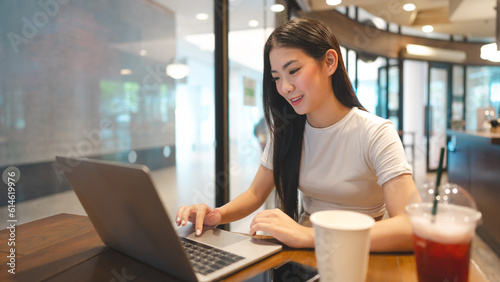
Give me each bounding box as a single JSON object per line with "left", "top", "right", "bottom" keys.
{"left": 447, "top": 129, "right": 500, "bottom": 258}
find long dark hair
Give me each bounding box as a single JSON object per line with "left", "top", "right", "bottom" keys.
{"left": 263, "top": 18, "right": 365, "bottom": 220}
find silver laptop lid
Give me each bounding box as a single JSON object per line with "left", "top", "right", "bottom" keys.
{"left": 55, "top": 156, "right": 198, "bottom": 282}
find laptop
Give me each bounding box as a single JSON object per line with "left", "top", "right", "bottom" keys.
{"left": 55, "top": 156, "right": 282, "bottom": 282}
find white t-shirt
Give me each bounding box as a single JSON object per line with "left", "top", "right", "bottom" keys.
{"left": 260, "top": 107, "right": 412, "bottom": 220}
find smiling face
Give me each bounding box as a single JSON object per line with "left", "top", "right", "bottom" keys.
{"left": 269, "top": 46, "right": 337, "bottom": 118}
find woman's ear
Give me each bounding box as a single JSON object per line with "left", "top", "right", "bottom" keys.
{"left": 324, "top": 49, "right": 338, "bottom": 76}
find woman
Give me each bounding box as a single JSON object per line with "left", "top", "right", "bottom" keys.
{"left": 176, "top": 17, "right": 416, "bottom": 252}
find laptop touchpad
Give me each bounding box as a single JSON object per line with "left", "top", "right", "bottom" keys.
{"left": 180, "top": 225, "right": 248, "bottom": 248}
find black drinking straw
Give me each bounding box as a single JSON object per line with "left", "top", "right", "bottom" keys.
{"left": 431, "top": 147, "right": 446, "bottom": 219}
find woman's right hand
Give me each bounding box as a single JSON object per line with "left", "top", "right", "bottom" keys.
{"left": 176, "top": 204, "right": 222, "bottom": 236}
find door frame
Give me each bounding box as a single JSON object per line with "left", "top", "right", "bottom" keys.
{"left": 377, "top": 60, "right": 403, "bottom": 130}
{"left": 426, "top": 62, "right": 453, "bottom": 172}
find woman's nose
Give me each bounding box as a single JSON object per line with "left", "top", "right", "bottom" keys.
{"left": 281, "top": 79, "right": 294, "bottom": 94}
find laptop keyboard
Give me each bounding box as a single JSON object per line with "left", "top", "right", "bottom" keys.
{"left": 180, "top": 237, "right": 245, "bottom": 275}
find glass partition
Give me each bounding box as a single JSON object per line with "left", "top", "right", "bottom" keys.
{"left": 340, "top": 46, "right": 348, "bottom": 70}
{"left": 228, "top": 0, "right": 277, "bottom": 232}
{"left": 491, "top": 68, "right": 500, "bottom": 116}
{"left": 402, "top": 60, "right": 427, "bottom": 185}
{"left": 451, "top": 65, "right": 465, "bottom": 130}
{"left": 0, "top": 0, "right": 215, "bottom": 221}
{"left": 465, "top": 66, "right": 500, "bottom": 130}
{"left": 357, "top": 57, "right": 384, "bottom": 113}
{"left": 388, "top": 65, "right": 400, "bottom": 129}
{"left": 375, "top": 61, "right": 400, "bottom": 126}
{"left": 377, "top": 65, "right": 387, "bottom": 118}
{"left": 427, "top": 65, "right": 450, "bottom": 171}
{"left": 348, "top": 49, "right": 357, "bottom": 89}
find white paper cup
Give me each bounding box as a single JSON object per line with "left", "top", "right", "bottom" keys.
{"left": 310, "top": 210, "right": 375, "bottom": 282}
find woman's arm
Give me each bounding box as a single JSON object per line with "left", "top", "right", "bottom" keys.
{"left": 250, "top": 174, "right": 417, "bottom": 251}
{"left": 370, "top": 173, "right": 416, "bottom": 252}
{"left": 176, "top": 165, "right": 275, "bottom": 234}
{"left": 218, "top": 165, "right": 275, "bottom": 223}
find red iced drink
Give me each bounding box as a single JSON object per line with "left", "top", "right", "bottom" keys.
{"left": 413, "top": 233, "right": 471, "bottom": 282}
{"left": 407, "top": 202, "right": 481, "bottom": 282}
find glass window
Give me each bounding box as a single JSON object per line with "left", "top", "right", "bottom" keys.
{"left": 377, "top": 64, "right": 387, "bottom": 118}
{"left": 466, "top": 36, "right": 492, "bottom": 43}
{"left": 340, "top": 46, "right": 348, "bottom": 71}
{"left": 0, "top": 0, "right": 215, "bottom": 221}
{"left": 428, "top": 66, "right": 449, "bottom": 170}
{"left": 465, "top": 66, "right": 500, "bottom": 130}
{"left": 400, "top": 25, "right": 450, "bottom": 40}
{"left": 357, "top": 56, "right": 385, "bottom": 114}
{"left": 347, "top": 5, "right": 357, "bottom": 19}
{"left": 228, "top": 0, "right": 276, "bottom": 232}
{"left": 348, "top": 49, "right": 357, "bottom": 89}
{"left": 335, "top": 6, "right": 347, "bottom": 15}
{"left": 388, "top": 65, "right": 400, "bottom": 129}
{"left": 451, "top": 65, "right": 465, "bottom": 130}
{"left": 490, "top": 67, "right": 500, "bottom": 118}
{"left": 357, "top": 7, "right": 377, "bottom": 25}
{"left": 402, "top": 60, "right": 428, "bottom": 182}
{"left": 388, "top": 22, "right": 399, "bottom": 33}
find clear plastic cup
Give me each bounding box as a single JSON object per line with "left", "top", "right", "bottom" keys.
{"left": 406, "top": 183, "right": 482, "bottom": 282}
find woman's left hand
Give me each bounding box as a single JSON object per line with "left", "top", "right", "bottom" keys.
{"left": 249, "top": 208, "right": 314, "bottom": 248}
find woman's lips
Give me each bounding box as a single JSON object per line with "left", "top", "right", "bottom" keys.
{"left": 291, "top": 95, "right": 304, "bottom": 106}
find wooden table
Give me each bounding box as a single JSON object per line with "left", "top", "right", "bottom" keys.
{"left": 0, "top": 214, "right": 489, "bottom": 281}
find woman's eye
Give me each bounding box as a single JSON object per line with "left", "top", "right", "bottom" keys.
{"left": 272, "top": 77, "right": 280, "bottom": 82}
{"left": 289, "top": 68, "right": 300, "bottom": 75}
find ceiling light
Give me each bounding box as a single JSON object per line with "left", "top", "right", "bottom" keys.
{"left": 326, "top": 0, "right": 342, "bottom": 5}
{"left": 403, "top": 3, "right": 416, "bottom": 11}
{"left": 166, "top": 63, "right": 189, "bottom": 80}
{"left": 404, "top": 44, "right": 466, "bottom": 63}
{"left": 480, "top": 43, "right": 500, "bottom": 62}
{"left": 139, "top": 50, "right": 147, "bottom": 56}
{"left": 120, "top": 69, "right": 132, "bottom": 75}
{"left": 405, "top": 44, "right": 434, "bottom": 56}
{"left": 422, "top": 25, "right": 434, "bottom": 33}
{"left": 196, "top": 13, "right": 209, "bottom": 20}
{"left": 270, "top": 4, "right": 285, "bottom": 12}
{"left": 248, "top": 20, "right": 259, "bottom": 27}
